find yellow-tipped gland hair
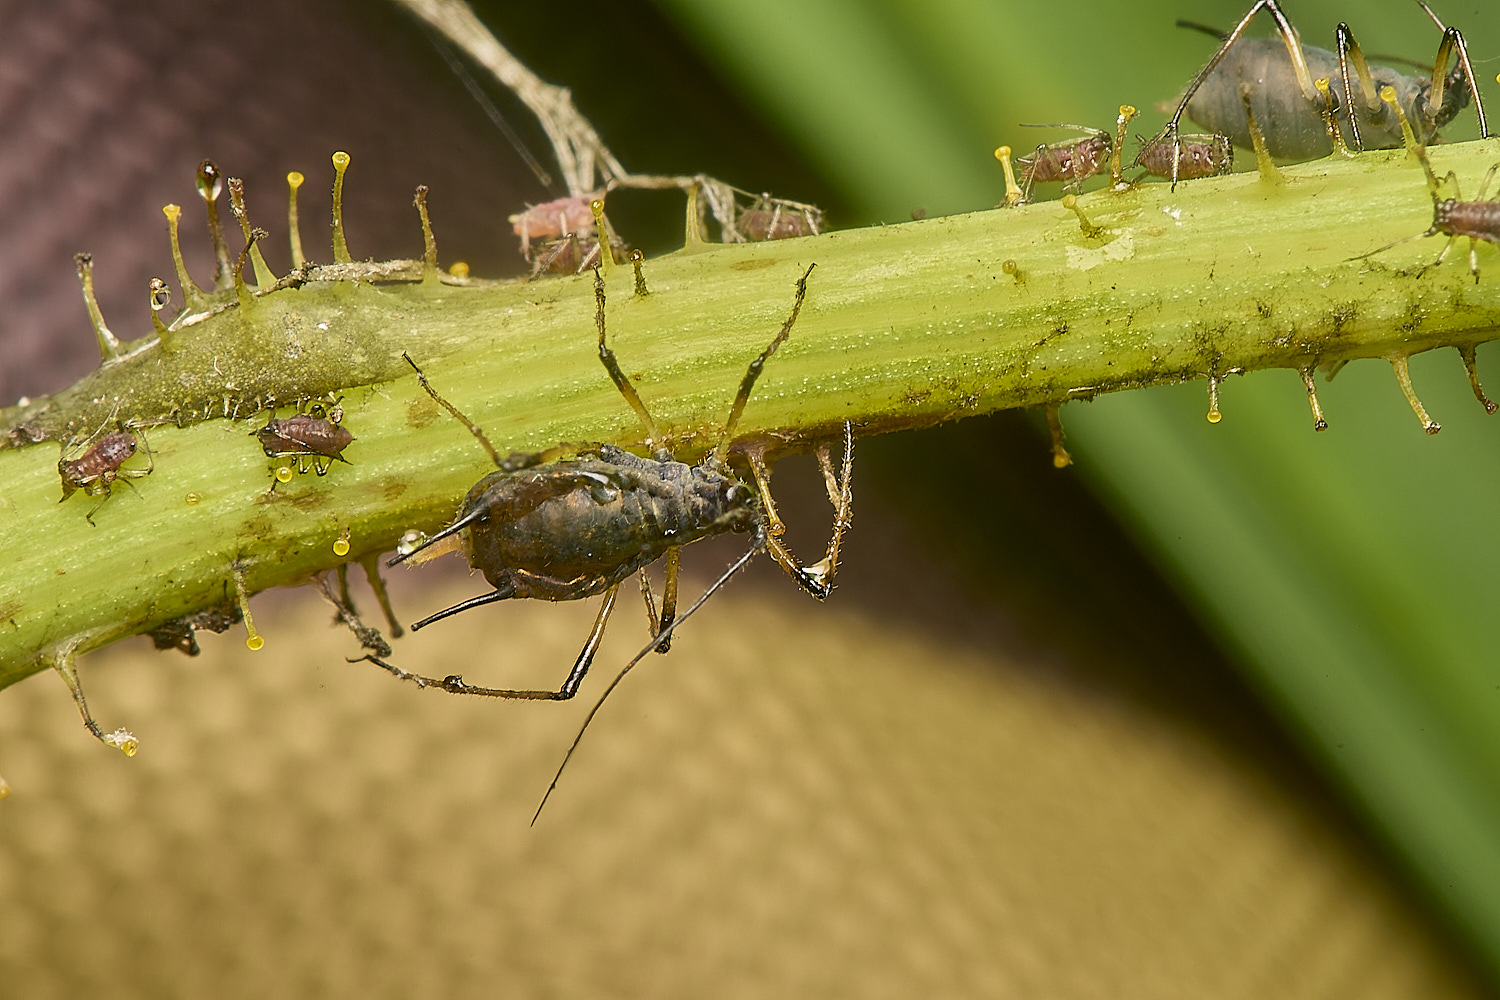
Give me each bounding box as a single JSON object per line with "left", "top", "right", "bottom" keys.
{"left": 227, "top": 177, "right": 275, "bottom": 289}
{"left": 232, "top": 229, "right": 267, "bottom": 309}
{"left": 73, "top": 253, "right": 122, "bottom": 361}
{"left": 1299, "top": 367, "right": 1328, "bottom": 431}
{"left": 630, "top": 248, "right": 649, "bottom": 297}
{"left": 1207, "top": 375, "right": 1223, "bottom": 423}
{"left": 0, "top": 775, "right": 9, "bottom": 799}
{"left": 149, "top": 277, "right": 171, "bottom": 338}
{"left": 1110, "top": 106, "right": 1138, "bottom": 188}
{"left": 590, "top": 198, "right": 613, "bottom": 272}
{"left": 1044, "top": 402, "right": 1072, "bottom": 468}
{"left": 1389, "top": 354, "right": 1441, "bottom": 434}
{"left": 1379, "top": 86, "right": 1440, "bottom": 197}
{"left": 1458, "top": 346, "right": 1497, "bottom": 414}
{"left": 331, "top": 151, "right": 352, "bottom": 264}
{"left": 51, "top": 643, "right": 138, "bottom": 757}
{"left": 1239, "top": 84, "right": 1284, "bottom": 186}
{"left": 413, "top": 185, "right": 439, "bottom": 284}
{"left": 162, "top": 203, "right": 206, "bottom": 305}
{"left": 233, "top": 566, "right": 264, "bottom": 650}
{"left": 994, "top": 146, "right": 1024, "bottom": 208}
{"left": 1061, "top": 195, "right": 1101, "bottom": 238}
{"left": 1314, "top": 79, "right": 1355, "bottom": 159}
{"left": 333, "top": 525, "right": 351, "bottom": 557}
{"left": 448, "top": 261, "right": 470, "bottom": 278}
{"left": 196, "top": 160, "right": 233, "bottom": 290}
{"left": 286, "top": 171, "right": 306, "bottom": 267}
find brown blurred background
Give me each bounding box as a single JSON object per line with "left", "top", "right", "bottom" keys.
{"left": 0, "top": 0, "right": 1489, "bottom": 995}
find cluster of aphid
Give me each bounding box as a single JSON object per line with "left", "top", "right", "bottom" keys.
{"left": 45, "top": 146, "right": 849, "bottom": 817}
{"left": 996, "top": 0, "right": 1487, "bottom": 203}
{"left": 998, "top": 0, "right": 1498, "bottom": 450}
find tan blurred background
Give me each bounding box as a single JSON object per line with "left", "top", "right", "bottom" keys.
{"left": 0, "top": 0, "right": 1489, "bottom": 995}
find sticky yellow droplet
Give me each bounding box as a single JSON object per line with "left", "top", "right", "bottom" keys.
{"left": 103, "top": 729, "right": 138, "bottom": 757}
{"left": 246, "top": 635, "right": 264, "bottom": 651}
{"left": 1207, "top": 409, "right": 1222, "bottom": 424}
{"left": 185, "top": 492, "right": 201, "bottom": 505}
{"left": 0, "top": 776, "right": 11, "bottom": 799}
{"left": 448, "top": 261, "right": 470, "bottom": 278}
{"left": 333, "top": 538, "right": 351, "bottom": 557}
{"left": 276, "top": 466, "right": 293, "bottom": 483}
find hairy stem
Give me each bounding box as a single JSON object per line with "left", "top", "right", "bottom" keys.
{"left": 3, "top": 140, "right": 1499, "bottom": 688}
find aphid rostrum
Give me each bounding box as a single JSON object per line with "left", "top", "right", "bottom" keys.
{"left": 1146, "top": 0, "right": 1488, "bottom": 185}
{"left": 254, "top": 398, "right": 354, "bottom": 485}
{"left": 366, "top": 263, "right": 853, "bottom": 716}
{"left": 58, "top": 426, "right": 153, "bottom": 525}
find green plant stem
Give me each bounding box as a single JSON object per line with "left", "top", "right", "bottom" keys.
{"left": 3, "top": 140, "right": 1499, "bottom": 688}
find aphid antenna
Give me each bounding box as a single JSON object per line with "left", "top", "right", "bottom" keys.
{"left": 592, "top": 267, "right": 662, "bottom": 449}
{"left": 531, "top": 526, "right": 769, "bottom": 825}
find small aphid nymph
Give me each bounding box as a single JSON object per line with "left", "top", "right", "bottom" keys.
{"left": 58, "top": 426, "right": 153, "bottom": 525}
{"left": 254, "top": 398, "right": 355, "bottom": 485}
{"left": 1016, "top": 124, "right": 1112, "bottom": 198}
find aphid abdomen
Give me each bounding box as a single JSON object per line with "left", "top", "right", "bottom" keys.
{"left": 1187, "top": 38, "right": 1330, "bottom": 158}
{"left": 256, "top": 414, "right": 354, "bottom": 460}
{"left": 1438, "top": 199, "right": 1500, "bottom": 245}
{"left": 59, "top": 431, "right": 138, "bottom": 498}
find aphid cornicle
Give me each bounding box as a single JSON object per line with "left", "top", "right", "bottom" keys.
{"left": 58, "top": 426, "right": 153, "bottom": 525}
{"left": 368, "top": 262, "right": 853, "bottom": 716}
{"left": 1148, "top": 0, "right": 1488, "bottom": 184}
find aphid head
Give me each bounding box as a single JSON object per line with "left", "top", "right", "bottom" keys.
{"left": 1423, "top": 63, "right": 1473, "bottom": 135}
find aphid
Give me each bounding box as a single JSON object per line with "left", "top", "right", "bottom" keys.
{"left": 736, "top": 193, "right": 824, "bottom": 241}
{"left": 58, "top": 425, "right": 153, "bottom": 525}
{"left": 1133, "top": 131, "right": 1234, "bottom": 180}
{"left": 1015, "top": 124, "right": 1113, "bottom": 198}
{"left": 364, "top": 263, "right": 853, "bottom": 717}
{"left": 253, "top": 398, "right": 354, "bottom": 485}
{"left": 1147, "top": 0, "right": 1488, "bottom": 185}
{"left": 509, "top": 193, "right": 624, "bottom": 274}
{"left": 1355, "top": 86, "right": 1500, "bottom": 284}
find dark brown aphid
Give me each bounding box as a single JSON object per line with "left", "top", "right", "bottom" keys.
{"left": 365, "top": 263, "right": 853, "bottom": 813}
{"left": 1133, "top": 132, "right": 1234, "bottom": 180}
{"left": 737, "top": 193, "right": 824, "bottom": 241}
{"left": 1146, "top": 0, "right": 1487, "bottom": 186}
{"left": 254, "top": 399, "right": 354, "bottom": 485}
{"left": 58, "top": 427, "right": 153, "bottom": 525}
{"left": 1016, "top": 124, "right": 1112, "bottom": 197}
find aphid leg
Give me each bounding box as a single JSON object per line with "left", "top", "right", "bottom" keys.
{"left": 638, "top": 547, "right": 680, "bottom": 654}
{"left": 1457, "top": 345, "right": 1497, "bottom": 414}
{"left": 233, "top": 564, "right": 265, "bottom": 650}
{"left": 1334, "top": 23, "right": 1380, "bottom": 151}
{"left": 1238, "top": 84, "right": 1284, "bottom": 185}
{"left": 48, "top": 641, "right": 138, "bottom": 756}
{"left": 1389, "top": 354, "right": 1441, "bottom": 434}
{"left": 993, "top": 146, "right": 1026, "bottom": 207}
{"left": 315, "top": 572, "right": 392, "bottom": 660}
{"left": 360, "top": 584, "right": 621, "bottom": 700}
{"left": 1061, "top": 195, "right": 1101, "bottom": 238}
{"left": 286, "top": 171, "right": 306, "bottom": 268}
{"left": 593, "top": 269, "right": 664, "bottom": 451}
{"left": 1421, "top": 4, "right": 1489, "bottom": 140}
{"left": 1110, "top": 105, "right": 1138, "bottom": 189}
{"left": 763, "top": 422, "right": 855, "bottom": 600}
{"left": 1299, "top": 366, "right": 1329, "bottom": 431}
{"left": 358, "top": 552, "right": 405, "bottom": 637}
{"left": 1206, "top": 374, "right": 1223, "bottom": 424}
{"left": 1314, "top": 78, "right": 1355, "bottom": 159}
{"left": 1157, "top": 0, "right": 1317, "bottom": 188}
{"left": 402, "top": 353, "right": 504, "bottom": 469}
{"left": 711, "top": 264, "right": 817, "bottom": 465}
{"left": 1044, "top": 402, "right": 1073, "bottom": 467}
